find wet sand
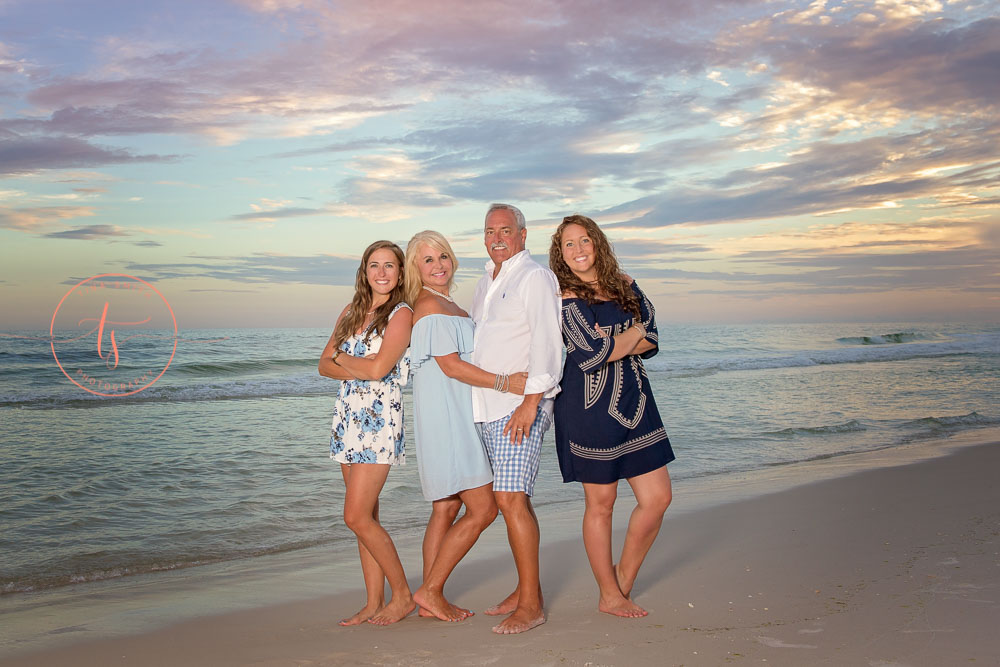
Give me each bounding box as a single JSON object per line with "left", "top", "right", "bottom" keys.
{"left": 2, "top": 436, "right": 998, "bottom": 666}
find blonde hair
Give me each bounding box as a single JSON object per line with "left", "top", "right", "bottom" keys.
{"left": 404, "top": 230, "right": 459, "bottom": 306}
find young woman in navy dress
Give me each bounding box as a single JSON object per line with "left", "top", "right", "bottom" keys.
{"left": 549, "top": 215, "right": 674, "bottom": 618}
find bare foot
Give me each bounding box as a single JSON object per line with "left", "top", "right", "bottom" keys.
{"left": 484, "top": 589, "right": 519, "bottom": 616}
{"left": 492, "top": 607, "right": 546, "bottom": 634}
{"left": 367, "top": 596, "right": 416, "bottom": 626}
{"left": 338, "top": 601, "right": 382, "bottom": 626}
{"left": 418, "top": 603, "right": 472, "bottom": 619}
{"left": 614, "top": 563, "right": 635, "bottom": 599}
{"left": 598, "top": 595, "right": 647, "bottom": 618}
{"left": 412, "top": 587, "right": 468, "bottom": 622}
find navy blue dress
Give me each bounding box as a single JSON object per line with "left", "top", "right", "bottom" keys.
{"left": 553, "top": 281, "right": 674, "bottom": 484}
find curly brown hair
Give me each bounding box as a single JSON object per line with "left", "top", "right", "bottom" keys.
{"left": 332, "top": 240, "right": 406, "bottom": 350}
{"left": 548, "top": 215, "right": 639, "bottom": 319}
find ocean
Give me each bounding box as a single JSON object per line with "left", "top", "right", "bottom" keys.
{"left": 1, "top": 322, "right": 998, "bottom": 598}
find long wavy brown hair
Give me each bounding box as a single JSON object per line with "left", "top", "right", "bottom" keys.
{"left": 548, "top": 215, "right": 640, "bottom": 319}
{"left": 332, "top": 240, "right": 406, "bottom": 349}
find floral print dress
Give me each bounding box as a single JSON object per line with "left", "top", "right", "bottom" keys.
{"left": 330, "top": 302, "right": 411, "bottom": 465}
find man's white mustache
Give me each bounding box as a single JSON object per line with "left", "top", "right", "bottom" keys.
{"left": 491, "top": 243, "right": 508, "bottom": 250}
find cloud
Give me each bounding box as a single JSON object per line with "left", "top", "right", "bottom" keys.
{"left": 610, "top": 238, "right": 713, "bottom": 258}
{"left": 2, "top": 1, "right": 998, "bottom": 323}
{"left": 720, "top": 14, "right": 1000, "bottom": 140}
{"left": 122, "top": 248, "right": 493, "bottom": 287}
{"left": 603, "top": 124, "right": 1000, "bottom": 228}
{"left": 0, "top": 205, "right": 96, "bottom": 232}
{"left": 0, "top": 134, "right": 176, "bottom": 175}
{"left": 125, "top": 253, "right": 363, "bottom": 286}
{"left": 43, "top": 223, "right": 130, "bottom": 239}
{"left": 228, "top": 206, "right": 327, "bottom": 221}
{"left": 632, "top": 244, "right": 996, "bottom": 295}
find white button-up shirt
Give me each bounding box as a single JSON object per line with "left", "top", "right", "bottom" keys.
{"left": 470, "top": 249, "right": 563, "bottom": 424}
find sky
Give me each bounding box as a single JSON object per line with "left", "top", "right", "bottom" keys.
{"left": 1, "top": 0, "right": 998, "bottom": 329}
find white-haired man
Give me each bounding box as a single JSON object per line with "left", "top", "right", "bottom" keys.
{"left": 471, "top": 202, "right": 563, "bottom": 634}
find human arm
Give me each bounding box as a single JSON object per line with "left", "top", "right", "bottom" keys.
{"left": 334, "top": 306, "right": 413, "bottom": 380}
{"left": 500, "top": 268, "right": 563, "bottom": 444}
{"left": 520, "top": 268, "right": 564, "bottom": 396}
{"left": 631, "top": 279, "right": 659, "bottom": 359}
{"left": 603, "top": 322, "right": 649, "bottom": 362}
{"left": 562, "top": 297, "right": 646, "bottom": 372}
{"left": 581, "top": 277, "right": 657, "bottom": 361}
{"left": 411, "top": 299, "right": 527, "bottom": 395}
{"left": 434, "top": 354, "right": 527, "bottom": 394}
{"left": 501, "top": 390, "right": 543, "bottom": 445}
{"left": 318, "top": 305, "right": 358, "bottom": 381}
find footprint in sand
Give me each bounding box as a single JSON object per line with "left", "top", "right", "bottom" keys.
{"left": 757, "top": 636, "right": 817, "bottom": 649}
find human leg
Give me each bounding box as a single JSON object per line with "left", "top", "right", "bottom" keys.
{"left": 418, "top": 496, "right": 463, "bottom": 617}
{"left": 582, "top": 481, "right": 647, "bottom": 617}
{"left": 481, "top": 408, "right": 549, "bottom": 634}
{"left": 422, "top": 497, "right": 463, "bottom": 580}
{"left": 492, "top": 491, "right": 546, "bottom": 633}
{"left": 617, "top": 465, "right": 672, "bottom": 600}
{"left": 337, "top": 464, "right": 385, "bottom": 625}
{"left": 342, "top": 463, "right": 415, "bottom": 625}
{"left": 413, "top": 483, "right": 498, "bottom": 621}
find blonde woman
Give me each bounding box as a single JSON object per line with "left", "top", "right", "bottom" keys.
{"left": 404, "top": 230, "right": 527, "bottom": 622}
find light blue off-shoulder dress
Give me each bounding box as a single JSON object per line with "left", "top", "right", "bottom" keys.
{"left": 410, "top": 314, "right": 493, "bottom": 501}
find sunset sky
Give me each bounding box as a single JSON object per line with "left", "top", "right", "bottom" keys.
{"left": 1, "top": 0, "right": 997, "bottom": 328}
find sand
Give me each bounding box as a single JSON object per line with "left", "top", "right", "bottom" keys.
{"left": 2, "top": 435, "right": 998, "bottom": 666}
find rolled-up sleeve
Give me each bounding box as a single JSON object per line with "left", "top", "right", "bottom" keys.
{"left": 521, "top": 268, "right": 564, "bottom": 396}
{"left": 633, "top": 281, "right": 659, "bottom": 359}
{"left": 560, "top": 298, "right": 613, "bottom": 373}
{"left": 632, "top": 282, "right": 660, "bottom": 359}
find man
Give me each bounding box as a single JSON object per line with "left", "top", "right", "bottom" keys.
{"left": 471, "top": 202, "right": 563, "bottom": 634}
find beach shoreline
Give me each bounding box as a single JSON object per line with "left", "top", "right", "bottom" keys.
{"left": 2, "top": 428, "right": 998, "bottom": 665}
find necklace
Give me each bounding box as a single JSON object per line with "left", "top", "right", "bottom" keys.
{"left": 422, "top": 285, "right": 455, "bottom": 303}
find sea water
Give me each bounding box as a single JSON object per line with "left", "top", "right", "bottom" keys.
{"left": 1, "top": 322, "right": 998, "bottom": 596}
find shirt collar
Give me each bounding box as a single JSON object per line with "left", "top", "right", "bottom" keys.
{"left": 484, "top": 249, "right": 529, "bottom": 279}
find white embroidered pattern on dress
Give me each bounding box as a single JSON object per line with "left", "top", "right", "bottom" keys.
{"left": 569, "top": 427, "right": 668, "bottom": 461}
{"left": 563, "top": 302, "right": 610, "bottom": 372}
{"left": 608, "top": 353, "right": 646, "bottom": 429}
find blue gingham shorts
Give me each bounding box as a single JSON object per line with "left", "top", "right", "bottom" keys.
{"left": 477, "top": 406, "right": 551, "bottom": 496}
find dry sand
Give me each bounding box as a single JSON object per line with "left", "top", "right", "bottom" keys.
{"left": 2, "top": 437, "right": 998, "bottom": 666}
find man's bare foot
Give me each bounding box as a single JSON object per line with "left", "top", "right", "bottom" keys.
{"left": 413, "top": 588, "right": 468, "bottom": 622}
{"left": 491, "top": 607, "right": 546, "bottom": 634}
{"left": 367, "top": 596, "right": 416, "bottom": 626}
{"left": 614, "top": 563, "right": 634, "bottom": 599}
{"left": 338, "top": 601, "right": 382, "bottom": 626}
{"left": 418, "top": 603, "right": 472, "bottom": 619}
{"left": 484, "top": 589, "right": 519, "bottom": 616}
{"left": 598, "top": 595, "right": 647, "bottom": 618}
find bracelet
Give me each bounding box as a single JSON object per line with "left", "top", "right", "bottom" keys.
{"left": 332, "top": 349, "right": 342, "bottom": 365}
{"left": 493, "top": 373, "right": 509, "bottom": 393}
